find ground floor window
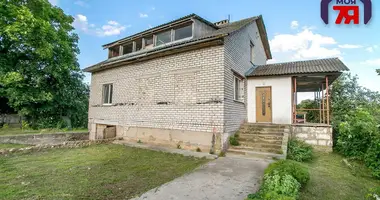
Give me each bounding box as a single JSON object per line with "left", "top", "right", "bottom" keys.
{"left": 234, "top": 76, "right": 244, "bottom": 102}
{"left": 102, "top": 84, "right": 113, "bottom": 104}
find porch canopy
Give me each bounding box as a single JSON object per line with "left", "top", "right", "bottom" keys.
{"left": 247, "top": 57, "right": 349, "bottom": 125}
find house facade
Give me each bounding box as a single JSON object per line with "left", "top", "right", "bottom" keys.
{"left": 84, "top": 14, "right": 348, "bottom": 154}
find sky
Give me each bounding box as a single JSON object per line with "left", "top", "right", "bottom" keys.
{"left": 51, "top": 0, "right": 380, "bottom": 94}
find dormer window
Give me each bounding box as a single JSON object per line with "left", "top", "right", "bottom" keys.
{"left": 174, "top": 23, "right": 192, "bottom": 41}
{"left": 108, "top": 22, "right": 194, "bottom": 58}
{"left": 123, "top": 43, "right": 133, "bottom": 55}
{"left": 155, "top": 30, "right": 171, "bottom": 46}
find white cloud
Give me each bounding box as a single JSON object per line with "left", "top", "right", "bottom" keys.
{"left": 267, "top": 58, "right": 277, "bottom": 64}
{"left": 73, "top": 14, "right": 129, "bottom": 37}
{"left": 48, "top": 0, "right": 58, "bottom": 6}
{"left": 290, "top": 21, "right": 299, "bottom": 29}
{"left": 139, "top": 13, "right": 148, "bottom": 18}
{"left": 338, "top": 44, "right": 363, "bottom": 49}
{"left": 74, "top": 0, "right": 89, "bottom": 7}
{"left": 151, "top": 7, "right": 156, "bottom": 11}
{"left": 270, "top": 27, "right": 341, "bottom": 60}
{"left": 366, "top": 47, "right": 374, "bottom": 53}
{"left": 148, "top": 24, "right": 153, "bottom": 28}
{"left": 362, "top": 59, "right": 380, "bottom": 66}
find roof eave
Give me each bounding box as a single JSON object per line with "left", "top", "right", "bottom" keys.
{"left": 256, "top": 15, "right": 272, "bottom": 60}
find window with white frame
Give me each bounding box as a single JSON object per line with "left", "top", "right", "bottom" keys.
{"left": 250, "top": 41, "right": 255, "bottom": 63}
{"left": 102, "top": 84, "right": 113, "bottom": 104}
{"left": 233, "top": 76, "right": 244, "bottom": 102}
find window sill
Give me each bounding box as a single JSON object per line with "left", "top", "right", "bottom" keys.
{"left": 102, "top": 104, "right": 113, "bottom": 107}
{"left": 233, "top": 100, "right": 245, "bottom": 104}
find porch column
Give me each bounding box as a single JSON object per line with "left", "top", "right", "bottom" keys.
{"left": 321, "top": 84, "right": 325, "bottom": 124}
{"left": 293, "top": 77, "right": 297, "bottom": 124}
{"left": 326, "top": 76, "right": 330, "bottom": 125}
{"left": 318, "top": 88, "right": 322, "bottom": 123}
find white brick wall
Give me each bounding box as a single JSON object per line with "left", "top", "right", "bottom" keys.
{"left": 223, "top": 21, "right": 268, "bottom": 136}
{"left": 89, "top": 46, "right": 225, "bottom": 134}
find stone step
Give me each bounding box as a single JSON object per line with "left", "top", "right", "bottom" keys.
{"left": 239, "top": 140, "right": 282, "bottom": 147}
{"left": 230, "top": 145, "right": 282, "bottom": 154}
{"left": 239, "top": 134, "right": 283, "bottom": 141}
{"left": 242, "top": 123, "right": 288, "bottom": 129}
{"left": 238, "top": 130, "right": 284, "bottom": 136}
{"left": 227, "top": 148, "right": 285, "bottom": 160}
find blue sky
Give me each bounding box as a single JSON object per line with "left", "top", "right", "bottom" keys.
{"left": 51, "top": 0, "right": 379, "bottom": 92}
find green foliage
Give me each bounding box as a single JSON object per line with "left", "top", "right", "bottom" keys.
{"left": 365, "top": 135, "right": 380, "bottom": 178}
{"left": 1, "top": 123, "right": 9, "bottom": 129}
{"left": 265, "top": 160, "right": 310, "bottom": 187}
{"left": 21, "top": 120, "right": 30, "bottom": 130}
{"left": 196, "top": 147, "right": 202, "bottom": 152}
{"left": 297, "top": 99, "right": 320, "bottom": 123}
{"left": 229, "top": 134, "right": 240, "bottom": 146}
{"left": 218, "top": 151, "right": 226, "bottom": 157}
{"left": 263, "top": 172, "right": 300, "bottom": 198}
{"left": 336, "top": 109, "right": 377, "bottom": 158}
{"left": 0, "top": 0, "right": 89, "bottom": 129}
{"left": 287, "top": 138, "right": 313, "bottom": 162}
{"left": 366, "top": 187, "right": 380, "bottom": 200}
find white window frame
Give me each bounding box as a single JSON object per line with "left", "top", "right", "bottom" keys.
{"left": 233, "top": 75, "right": 244, "bottom": 102}
{"left": 102, "top": 83, "right": 113, "bottom": 105}
{"left": 250, "top": 41, "right": 255, "bottom": 64}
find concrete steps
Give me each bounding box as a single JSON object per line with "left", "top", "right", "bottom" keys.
{"left": 227, "top": 123, "right": 288, "bottom": 160}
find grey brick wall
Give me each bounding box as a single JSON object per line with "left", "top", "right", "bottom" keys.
{"left": 89, "top": 46, "right": 225, "bottom": 134}
{"left": 223, "top": 21, "right": 268, "bottom": 137}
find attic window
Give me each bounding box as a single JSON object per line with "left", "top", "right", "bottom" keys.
{"left": 144, "top": 36, "right": 153, "bottom": 49}
{"left": 123, "top": 43, "right": 133, "bottom": 55}
{"left": 155, "top": 30, "right": 171, "bottom": 46}
{"left": 174, "top": 24, "right": 192, "bottom": 41}
{"left": 109, "top": 46, "right": 120, "bottom": 58}
{"left": 135, "top": 39, "right": 143, "bottom": 51}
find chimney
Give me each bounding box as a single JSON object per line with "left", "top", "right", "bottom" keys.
{"left": 214, "top": 19, "right": 230, "bottom": 27}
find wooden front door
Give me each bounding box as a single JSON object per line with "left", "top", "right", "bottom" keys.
{"left": 256, "top": 87, "right": 272, "bottom": 123}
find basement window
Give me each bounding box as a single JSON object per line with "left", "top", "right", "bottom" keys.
{"left": 123, "top": 43, "right": 133, "bottom": 55}
{"left": 174, "top": 23, "right": 193, "bottom": 41}
{"left": 102, "top": 84, "right": 113, "bottom": 105}
{"left": 155, "top": 30, "right": 171, "bottom": 46}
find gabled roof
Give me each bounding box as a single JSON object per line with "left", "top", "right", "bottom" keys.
{"left": 246, "top": 58, "right": 349, "bottom": 77}
{"left": 84, "top": 14, "right": 272, "bottom": 73}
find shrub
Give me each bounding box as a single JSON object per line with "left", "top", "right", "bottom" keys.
{"left": 287, "top": 138, "right": 313, "bottom": 162}
{"left": 229, "top": 134, "right": 240, "bottom": 146}
{"left": 1, "top": 123, "right": 9, "bottom": 129}
{"left": 365, "top": 135, "right": 380, "bottom": 179}
{"left": 336, "top": 109, "right": 377, "bottom": 158}
{"left": 265, "top": 160, "right": 310, "bottom": 187}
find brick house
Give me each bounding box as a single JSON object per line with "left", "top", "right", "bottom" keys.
{"left": 84, "top": 14, "right": 348, "bottom": 155}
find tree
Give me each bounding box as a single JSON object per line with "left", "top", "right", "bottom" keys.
{"left": 377, "top": 69, "right": 380, "bottom": 75}
{"left": 0, "top": 0, "right": 88, "bottom": 128}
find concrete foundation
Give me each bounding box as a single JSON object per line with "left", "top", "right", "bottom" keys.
{"left": 291, "top": 124, "right": 332, "bottom": 151}
{"left": 89, "top": 122, "right": 222, "bottom": 152}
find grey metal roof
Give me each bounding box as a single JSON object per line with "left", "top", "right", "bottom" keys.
{"left": 246, "top": 58, "right": 349, "bottom": 77}
{"left": 84, "top": 15, "right": 262, "bottom": 72}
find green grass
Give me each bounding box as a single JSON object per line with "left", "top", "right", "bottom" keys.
{"left": 0, "top": 143, "right": 31, "bottom": 149}
{"left": 0, "top": 144, "right": 208, "bottom": 200}
{"left": 300, "top": 151, "right": 380, "bottom": 200}
{"left": 0, "top": 127, "right": 88, "bottom": 136}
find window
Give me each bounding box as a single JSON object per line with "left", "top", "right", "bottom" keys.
{"left": 108, "top": 46, "right": 120, "bottom": 58}
{"left": 135, "top": 39, "right": 142, "bottom": 51}
{"left": 233, "top": 76, "right": 244, "bottom": 102}
{"left": 155, "top": 30, "right": 171, "bottom": 46}
{"left": 144, "top": 36, "right": 153, "bottom": 49}
{"left": 123, "top": 43, "right": 133, "bottom": 55}
{"left": 174, "top": 24, "right": 192, "bottom": 41}
{"left": 102, "top": 84, "right": 113, "bottom": 104}
{"left": 250, "top": 42, "right": 254, "bottom": 63}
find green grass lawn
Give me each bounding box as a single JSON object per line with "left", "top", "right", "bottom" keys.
{"left": 300, "top": 151, "right": 380, "bottom": 200}
{"left": 0, "top": 127, "right": 88, "bottom": 136}
{"left": 0, "top": 143, "right": 32, "bottom": 149}
{"left": 0, "top": 144, "right": 208, "bottom": 200}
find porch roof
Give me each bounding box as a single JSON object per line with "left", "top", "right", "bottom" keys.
{"left": 246, "top": 58, "right": 349, "bottom": 77}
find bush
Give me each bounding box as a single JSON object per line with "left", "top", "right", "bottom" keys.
{"left": 229, "top": 134, "right": 240, "bottom": 146}
{"left": 287, "top": 138, "right": 313, "bottom": 162}
{"left": 265, "top": 160, "right": 310, "bottom": 187}
{"left": 365, "top": 135, "right": 380, "bottom": 179}
{"left": 336, "top": 109, "right": 377, "bottom": 158}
